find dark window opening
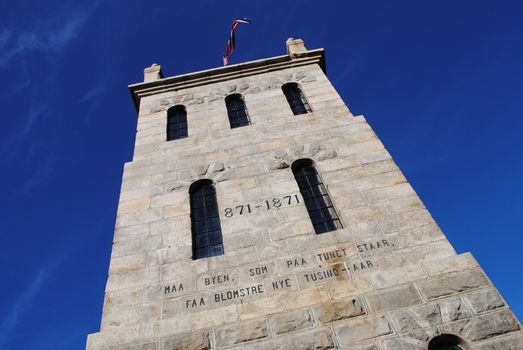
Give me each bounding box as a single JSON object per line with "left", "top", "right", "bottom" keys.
{"left": 225, "top": 94, "right": 250, "bottom": 128}
{"left": 428, "top": 334, "right": 467, "bottom": 350}
{"left": 167, "top": 105, "right": 188, "bottom": 141}
{"left": 292, "top": 159, "right": 342, "bottom": 234}
{"left": 190, "top": 180, "right": 224, "bottom": 259}
{"left": 282, "top": 83, "right": 312, "bottom": 115}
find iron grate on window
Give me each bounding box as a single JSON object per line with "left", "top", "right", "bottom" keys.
{"left": 190, "top": 180, "right": 224, "bottom": 259}
{"left": 226, "top": 94, "right": 250, "bottom": 128}
{"left": 283, "top": 83, "right": 312, "bottom": 115}
{"left": 167, "top": 105, "right": 188, "bottom": 141}
{"left": 292, "top": 159, "right": 342, "bottom": 234}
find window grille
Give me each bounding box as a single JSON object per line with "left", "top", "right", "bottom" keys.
{"left": 167, "top": 105, "right": 188, "bottom": 141}
{"left": 292, "top": 159, "right": 342, "bottom": 234}
{"left": 190, "top": 180, "right": 224, "bottom": 259}
{"left": 282, "top": 83, "right": 312, "bottom": 115}
{"left": 225, "top": 94, "right": 250, "bottom": 128}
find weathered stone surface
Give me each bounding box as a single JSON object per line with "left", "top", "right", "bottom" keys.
{"left": 366, "top": 284, "right": 421, "bottom": 313}
{"left": 215, "top": 318, "right": 268, "bottom": 347}
{"left": 88, "top": 40, "right": 523, "bottom": 350}
{"left": 113, "top": 343, "right": 158, "bottom": 350}
{"left": 462, "top": 288, "right": 505, "bottom": 314}
{"left": 244, "top": 328, "right": 335, "bottom": 350}
{"left": 313, "top": 299, "right": 366, "bottom": 324}
{"left": 334, "top": 316, "right": 393, "bottom": 346}
{"left": 473, "top": 334, "right": 523, "bottom": 349}
{"left": 160, "top": 330, "right": 210, "bottom": 350}
{"left": 269, "top": 309, "right": 314, "bottom": 334}
{"left": 466, "top": 310, "right": 520, "bottom": 341}
{"left": 391, "top": 298, "right": 469, "bottom": 333}
{"left": 381, "top": 337, "right": 425, "bottom": 350}
{"left": 416, "top": 269, "right": 489, "bottom": 300}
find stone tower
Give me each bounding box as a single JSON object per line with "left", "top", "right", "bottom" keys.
{"left": 86, "top": 39, "right": 522, "bottom": 349}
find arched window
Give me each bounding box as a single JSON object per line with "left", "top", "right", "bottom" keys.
{"left": 225, "top": 94, "right": 250, "bottom": 128}
{"left": 167, "top": 105, "right": 188, "bottom": 141}
{"left": 189, "top": 180, "right": 224, "bottom": 259}
{"left": 282, "top": 83, "right": 312, "bottom": 115}
{"left": 292, "top": 159, "right": 342, "bottom": 234}
{"left": 428, "top": 334, "right": 467, "bottom": 350}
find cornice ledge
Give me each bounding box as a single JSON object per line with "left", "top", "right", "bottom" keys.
{"left": 129, "top": 49, "right": 325, "bottom": 111}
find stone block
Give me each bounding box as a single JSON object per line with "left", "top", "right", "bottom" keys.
{"left": 472, "top": 333, "right": 523, "bottom": 350}
{"left": 326, "top": 275, "right": 374, "bottom": 300}
{"left": 160, "top": 330, "right": 210, "bottom": 350}
{"left": 416, "top": 269, "right": 489, "bottom": 300}
{"left": 462, "top": 288, "right": 505, "bottom": 314}
{"left": 366, "top": 284, "right": 421, "bottom": 313}
{"left": 334, "top": 315, "right": 394, "bottom": 346}
{"left": 283, "top": 286, "right": 330, "bottom": 310}
{"left": 364, "top": 183, "right": 417, "bottom": 205}
{"left": 422, "top": 253, "right": 478, "bottom": 277}
{"left": 391, "top": 298, "right": 469, "bottom": 333}
{"left": 313, "top": 299, "right": 366, "bottom": 324}
{"left": 368, "top": 265, "right": 425, "bottom": 289}
{"left": 244, "top": 328, "right": 336, "bottom": 350}
{"left": 466, "top": 310, "right": 520, "bottom": 341}
{"left": 350, "top": 159, "right": 398, "bottom": 179}
{"left": 103, "top": 286, "right": 144, "bottom": 311}
{"left": 394, "top": 240, "right": 455, "bottom": 265}
{"left": 109, "top": 253, "right": 147, "bottom": 274}
{"left": 269, "top": 309, "right": 314, "bottom": 335}
{"left": 215, "top": 318, "right": 269, "bottom": 347}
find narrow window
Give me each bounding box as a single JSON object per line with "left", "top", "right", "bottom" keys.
{"left": 282, "top": 83, "right": 312, "bottom": 115}
{"left": 167, "top": 105, "right": 188, "bottom": 141}
{"left": 225, "top": 94, "right": 250, "bottom": 128}
{"left": 190, "top": 180, "right": 224, "bottom": 259}
{"left": 292, "top": 159, "right": 342, "bottom": 234}
{"left": 428, "top": 334, "right": 467, "bottom": 350}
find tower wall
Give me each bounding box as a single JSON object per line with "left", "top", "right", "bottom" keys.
{"left": 87, "top": 42, "right": 522, "bottom": 349}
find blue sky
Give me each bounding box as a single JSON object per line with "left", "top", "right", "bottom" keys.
{"left": 0, "top": 1, "right": 522, "bottom": 348}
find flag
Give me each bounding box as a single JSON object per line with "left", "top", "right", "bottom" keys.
{"left": 223, "top": 18, "right": 251, "bottom": 66}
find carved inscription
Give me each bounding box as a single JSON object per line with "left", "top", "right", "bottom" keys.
{"left": 271, "top": 278, "right": 292, "bottom": 291}
{"left": 186, "top": 297, "right": 206, "bottom": 309}
{"left": 214, "top": 284, "right": 264, "bottom": 303}
{"left": 205, "top": 273, "right": 231, "bottom": 286}
{"left": 317, "top": 248, "right": 349, "bottom": 263}
{"left": 357, "top": 239, "right": 391, "bottom": 253}
{"left": 164, "top": 283, "right": 184, "bottom": 295}
{"left": 249, "top": 265, "right": 269, "bottom": 277}
{"left": 287, "top": 257, "right": 308, "bottom": 269}
{"left": 223, "top": 193, "right": 301, "bottom": 218}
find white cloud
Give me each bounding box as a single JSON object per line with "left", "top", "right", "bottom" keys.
{"left": 0, "top": 5, "right": 98, "bottom": 66}
{"left": 79, "top": 81, "right": 106, "bottom": 103}
{"left": 0, "top": 262, "right": 58, "bottom": 349}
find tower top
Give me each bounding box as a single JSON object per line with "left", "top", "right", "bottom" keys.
{"left": 129, "top": 38, "right": 325, "bottom": 111}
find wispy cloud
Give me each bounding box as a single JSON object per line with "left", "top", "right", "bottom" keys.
{"left": 79, "top": 81, "right": 106, "bottom": 103}
{"left": 12, "top": 79, "right": 31, "bottom": 94}
{"left": 0, "top": 30, "right": 11, "bottom": 50}
{"left": 16, "top": 154, "right": 57, "bottom": 195}
{"left": 0, "top": 258, "right": 62, "bottom": 349}
{"left": 0, "top": 5, "right": 98, "bottom": 66}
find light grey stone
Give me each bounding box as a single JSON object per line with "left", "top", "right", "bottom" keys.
{"left": 313, "top": 299, "right": 366, "bottom": 324}
{"left": 463, "top": 288, "right": 505, "bottom": 314}
{"left": 160, "top": 330, "right": 210, "bottom": 350}
{"left": 269, "top": 309, "right": 314, "bottom": 335}
{"left": 245, "top": 328, "right": 335, "bottom": 350}
{"left": 215, "top": 318, "right": 268, "bottom": 347}
{"left": 416, "top": 269, "right": 489, "bottom": 300}
{"left": 366, "top": 284, "right": 421, "bottom": 313}
{"left": 334, "top": 315, "right": 393, "bottom": 346}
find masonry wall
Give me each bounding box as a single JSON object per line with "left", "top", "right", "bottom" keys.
{"left": 86, "top": 60, "right": 522, "bottom": 349}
